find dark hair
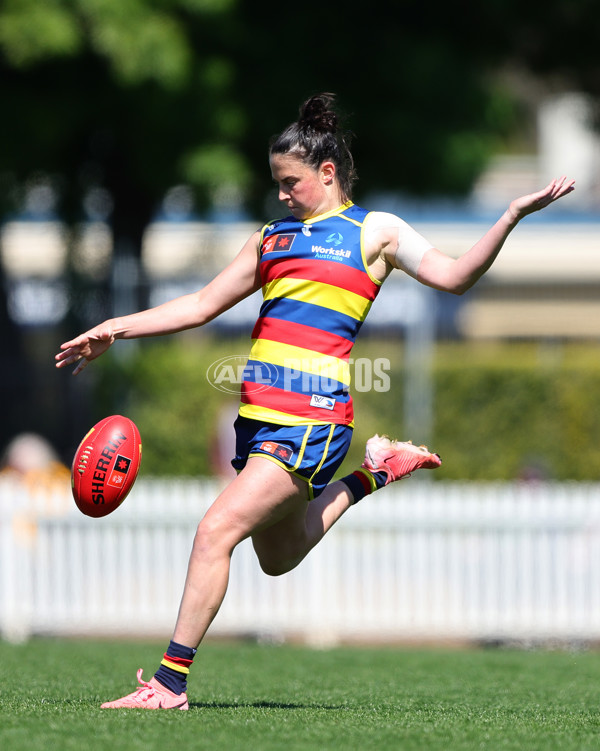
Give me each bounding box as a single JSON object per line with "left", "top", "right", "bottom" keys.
{"left": 269, "top": 93, "right": 357, "bottom": 201}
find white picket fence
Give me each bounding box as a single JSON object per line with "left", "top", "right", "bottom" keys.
{"left": 2, "top": 477, "right": 600, "bottom": 644}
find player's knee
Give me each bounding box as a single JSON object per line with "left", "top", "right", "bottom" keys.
{"left": 192, "top": 517, "right": 237, "bottom": 559}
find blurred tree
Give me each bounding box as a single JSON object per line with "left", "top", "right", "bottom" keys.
{"left": 0, "top": 0, "right": 245, "bottom": 455}
{"left": 231, "top": 0, "right": 600, "bottom": 208}
{"left": 0, "top": 0, "right": 244, "bottom": 243}
{"left": 0, "top": 0, "right": 596, "bottom": 233}
{"left": 0, "top": 0, "right": 597, "bottom": 458}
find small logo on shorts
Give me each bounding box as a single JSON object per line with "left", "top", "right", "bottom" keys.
{"left": 260, "top": 441, "right": 293, "bottom": 462}
{"left": 310, "top": 394, "right": 335, "bottom": 410}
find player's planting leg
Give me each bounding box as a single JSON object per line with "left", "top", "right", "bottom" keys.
{"left": 101, "top": 458, "right": 308, "bottom": 709}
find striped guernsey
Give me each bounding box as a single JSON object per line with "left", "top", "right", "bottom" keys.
{"left": 239, "top": 202, "right": 382, "bottom": 426}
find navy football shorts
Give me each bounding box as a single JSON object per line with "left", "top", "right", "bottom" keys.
{"left": 232, "top": 416, "right": 353, "bottom": 499}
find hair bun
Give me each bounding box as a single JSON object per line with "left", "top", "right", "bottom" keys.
{"left": 270, "top": 92, "right": 356, "bottom": 201}
{"left": 299, "top": 93, "right": 338, "bottom": 133}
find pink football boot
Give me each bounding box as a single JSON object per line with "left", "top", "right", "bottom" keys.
{"left": 101, "top": 669, "right": 189, "bottom": 710}
{"left": 362, "top": 434, "right": 441, "bottom": 483}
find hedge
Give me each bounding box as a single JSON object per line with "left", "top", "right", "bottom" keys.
{"left": 93, "top": 336, "right": 600, "bottom": 481}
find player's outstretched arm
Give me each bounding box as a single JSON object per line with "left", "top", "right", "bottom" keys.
{"left": 56, "top": 323, "right": 117, "bottom": 375}
{"left": 416, "top": 176, "right": 575, "bottom": 295}
{"left": 55, "top": 231, "right": 262, "bottom": 374}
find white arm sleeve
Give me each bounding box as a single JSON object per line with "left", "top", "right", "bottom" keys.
{"left": 365, "top": 211, "right": 434, "bottom": 279}
{"left": 394, "top": 218, "right": 434, "bottom": 278}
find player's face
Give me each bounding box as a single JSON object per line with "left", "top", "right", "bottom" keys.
{"left": 270, "top": 153, "right": 336, "bottom": 221}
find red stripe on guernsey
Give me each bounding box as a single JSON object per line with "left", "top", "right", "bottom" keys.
{"left": 261, "top": 257, "right": 379, "bottom": 301}
{"left": 251, "top": 317, "right": 353, "bottom": 360}
{"left": 241, "top": 384, "right": 353, "bottom": 424}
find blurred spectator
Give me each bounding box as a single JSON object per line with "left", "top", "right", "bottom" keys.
{"left": 0, "top": 432, "right": 70, "bottom": 496}
{"left": 0, "top": 433, "right": 71, "bottom": 561}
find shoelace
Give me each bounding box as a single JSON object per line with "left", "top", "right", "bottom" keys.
{"left": 133, "top": 669, "right": 157, "bottom": 703}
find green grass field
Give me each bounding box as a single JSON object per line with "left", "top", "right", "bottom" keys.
{"left": 1, "top": 639, "right": 599, "bottom": 750}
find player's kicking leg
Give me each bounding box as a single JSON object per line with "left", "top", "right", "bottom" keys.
{"left": 252, "top": 434, "right": 442, "bottom": 576}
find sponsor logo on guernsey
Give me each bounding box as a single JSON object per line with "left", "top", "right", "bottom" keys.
{"left": 262, "top": 233, "right": 296, "bottom": 254}
{"left": 326, "top": 232, "right": 343, "bottom": 246}
{"left": 309, "top": 394, "right": 336, "bottom": 410}
{"left": 311, "top": 244, "right": 351, "bottom": 260}
{"left": 260, "top": 441, "right": 293, "bottom": 462}
{"left": 302, "top": 225, "right": 312, "bottom": 236}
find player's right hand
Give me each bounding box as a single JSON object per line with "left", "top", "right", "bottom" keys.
{"left": 55, "top": 323, "right": 116, "bottom": 375}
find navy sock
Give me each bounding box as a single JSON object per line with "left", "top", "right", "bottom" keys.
{"left": 341, "top": 468, "right": 388, "bottom": 504}
{"left": 153, "top": 640, "right": 197, "bottom": 695}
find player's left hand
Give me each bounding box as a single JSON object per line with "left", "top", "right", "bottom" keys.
{"left": 508, "top": 176, "right": 575, "bottom": 222}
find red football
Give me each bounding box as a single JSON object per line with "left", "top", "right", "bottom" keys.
{"left": 71, "top": 415, "right": 142, "bottom": 517}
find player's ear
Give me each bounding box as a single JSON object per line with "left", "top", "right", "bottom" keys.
{"left": 320, "top": 161, "right": 336, "bottom": 186}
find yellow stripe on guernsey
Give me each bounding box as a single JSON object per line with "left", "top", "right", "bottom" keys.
{"left": 239, "top": 401, "right": 356, "bottom": 429}
{"left": 262, "top": 277, "right": 373, "bottom": 322}
{"left": 249, "top": 339, "right": 351, "bottom": 387}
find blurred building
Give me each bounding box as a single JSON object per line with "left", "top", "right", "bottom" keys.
{"left": 1, "top": 92, "right": 598, "bottom": 341}
{"left": 130, "top": 92, "right": 600, "bottom": 341}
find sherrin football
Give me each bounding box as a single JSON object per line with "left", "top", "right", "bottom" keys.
{"left": 71, "top": 415, "right": 142, "bottom": 517}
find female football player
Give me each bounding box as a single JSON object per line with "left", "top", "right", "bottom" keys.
{"left": 56, "top": 93, "right": 574, "bottom": 709}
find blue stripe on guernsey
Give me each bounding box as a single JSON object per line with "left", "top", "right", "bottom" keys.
{"left": 244, "top": 359, "right": 350, "bottom": 402}
{"left": 258, "top": 297, "right": 363, "bottom": 341}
